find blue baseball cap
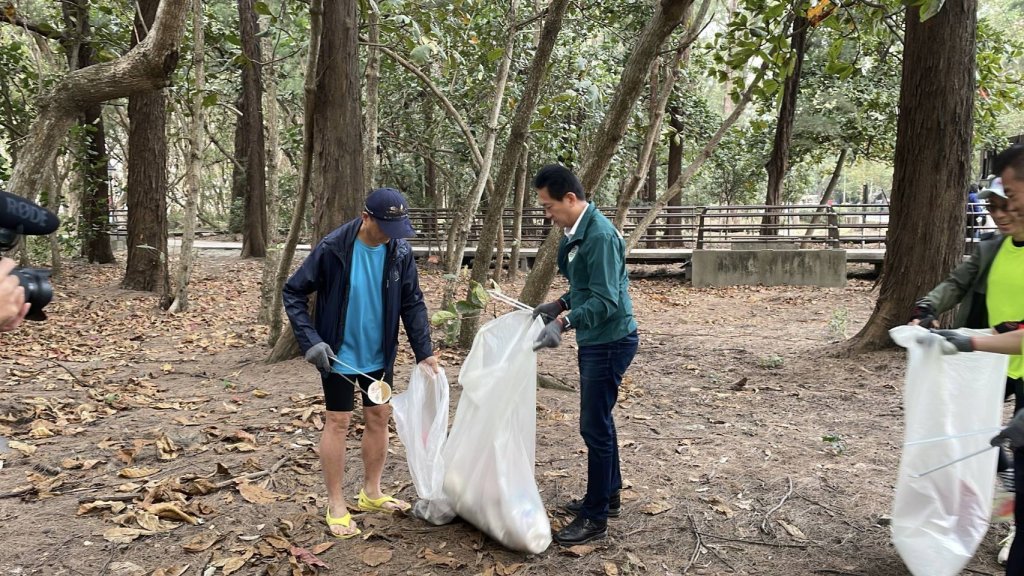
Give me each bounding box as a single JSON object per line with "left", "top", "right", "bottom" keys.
{"left": 364, "top": 188, "right": 416, "bottom": 239}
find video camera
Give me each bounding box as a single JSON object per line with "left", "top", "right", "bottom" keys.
{"left": 0, "top": 189, "right": 59, "bottom": 321}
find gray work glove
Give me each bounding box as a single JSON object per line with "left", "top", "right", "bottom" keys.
{"left": 930, "top": 329, "right": 975, "bottom": 355}
{"left": 992, "top": 410, "right": 1024, "bottom": 449}
{"left": 532, "top": 300, "right": 565, "bottom": 324}
{"left": 304, "top": 342, "right": 333, "bottom": 371}
{"left": 911, "top": 300, "right": 937, "bottom": 328}
{"left": 533, "top": 319, "right": 565, "bottom": 351}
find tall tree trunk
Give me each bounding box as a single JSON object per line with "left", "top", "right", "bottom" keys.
{"left": 263, "top": 35, "right": 282, "bottom": 242}
{"left": 508, "top": 148, "right": 529, "bottom": 280}
{"left": 268, "top": 0, "right": 362, "bottom": 362}
{"left": 459, "top": 0, "right": 570, "bottom": 341}
{"left": 362, "top": 0, "right": 381, "bottom": 191}
{"left": 6, "top": 0, "right": 189, "bottom": 204}
{"left": 62, "top": 0, "right": 115, "bottom": 264}
{"left": 238, "top": 0, "right": 268, "bottom": 257}
{"left": 123, "top": 0, "right": 169, "bottom": 295}
{"left": 761, "top": 15, "right": 809, "bottom": 235}
{"left": 625, "top": 63, "right": 768, "bottom": 254}
{"left": 311, "top": 0, "right": 364, "bottom": 241}
{"left": 169, "top": 0, "right": 205, "bottom": 314}
{"left": 611, "top": 0, "right": 708, "bottom": 231}
{"left": 267, "top": 0, "right": 321, "bottom": 353}
{"left": 519, "top": 0, "right": 692, "bottom": 305}
{"left": 666, "top": 106, "right": 683, "bottom": 245}
{"left": 230, "top": 99, "right": 246, "bottom": 234}
{"left": 845, "top": 0, "right": 975, "bottom": 352}
{"left": 645, "top": 59, "right": 659, "bottom": 202}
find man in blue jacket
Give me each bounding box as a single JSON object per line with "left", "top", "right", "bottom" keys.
{"left": 531, "top": 165, "right": 639, "bottom": 545}
{"left": 284, "top": 188, "right": 438, "bottom": 539}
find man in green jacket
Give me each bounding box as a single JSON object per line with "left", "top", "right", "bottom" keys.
{"left": 531, "top": 164, "right": 639, "bottom": 545}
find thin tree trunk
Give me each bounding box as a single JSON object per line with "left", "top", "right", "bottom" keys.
{"left": 508, "top": 148, "right": 529, "bottom": 280}
{"left": 445, "top": 0, "right": 518, "bottom": 286}
{"left": 845, "top": 0, "right": 975, "bottom": 352}
{"left": 645, "top": 58, "right": 659, "bottom": 203}
{"left": 238, "top": 0, "right": 268, "bottom": 258}
{"left": 520, "top": 0, "right": 692, "bottom": 306}
{"left": 267, "top": 0, "right": 321, "bottom": 352}
{"left": 363, "top": 0, "right": 380, "bottom": 191}
{"left": 169, "top": 0, "right": 205, "bottom": 314}
{"left": 666, "top": 106, "right": 683, "bottom": 246}
{"left": 761, "top": 15, "right": 809, "bottom": 235}
{"left": 123, "top": 0, "right": 169, "bottom": 295}
{"left": 459, "top": 0, "right": 571, "bottom": 343}
{"left": 263, "top": 35, "right": 282, "bottom": 242}
{"left": 802, "top": 148, "right": 847, "bottom": 240}
{"left": 625, "top": 63, "right": 768, "bottom": 254}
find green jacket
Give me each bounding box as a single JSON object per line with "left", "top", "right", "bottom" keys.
{"left": 557, "top": 204, "right": 637, "bottom": 346}
{"left": 920, "top": 233, "right": 1005, "bottom": 328}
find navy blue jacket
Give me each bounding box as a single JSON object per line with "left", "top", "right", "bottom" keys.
{"left": 283, "top": 218, "right": 433, "bottom": 381}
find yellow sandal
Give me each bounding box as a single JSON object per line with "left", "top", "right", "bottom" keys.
{"left": 357, "top": 489, "right": 411, "bottom": 513}
{"left": 325, "top": 507, "right": 361, "bottom": 539}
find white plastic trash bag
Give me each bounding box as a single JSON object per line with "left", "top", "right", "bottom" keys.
{"left": 392, "top": 367, "right": 455, "bottom": 525}
{"left": 442, "top": 311, "right": 551, "bottom": 554}
{"left": 890, "top": 326, "right": 1009, "bottom": 576}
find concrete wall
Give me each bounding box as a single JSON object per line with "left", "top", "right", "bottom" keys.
{"left": 691, "top": 249, "right": 846, "bottom": 288}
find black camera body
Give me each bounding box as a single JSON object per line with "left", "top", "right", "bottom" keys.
{"left": 0, "top": 190, "right": 59, "bottom": 322}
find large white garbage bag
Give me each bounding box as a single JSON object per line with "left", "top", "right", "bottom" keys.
{"left": 890, "top": 326, "right": 1009, "bottom": 576}
{"left": 442, "top": 311, "right": 551, "bottom": 554}
{"left": 392, "top": 367, "right": 456, "bottom": 525}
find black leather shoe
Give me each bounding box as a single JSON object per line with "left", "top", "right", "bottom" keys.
{"left": 554, "top": 515, "right": 608, "bottom": 545}
{"left": 562, "top": 491, "right": 621, "bottom": 518}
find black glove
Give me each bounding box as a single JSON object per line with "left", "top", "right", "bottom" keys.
{"left": 992, "top": 410, "right": 1024, "bottom": 449}
{"left": 304, "top": 342, "right": 333, "bottom": 371}
{"left": 533, "top": 318, "right": 565, "bottom": 351}
{"left": 532, "top": 300, "right": 565, "bottom": 324}
{"left": 930, "top": 329, "right": 975, "bottom": 354}
{"left": 911, "top": 300, "right": 937, "bottom": 328}
{"left": 995, "top": 320, "right": 1023, "bottom": 334}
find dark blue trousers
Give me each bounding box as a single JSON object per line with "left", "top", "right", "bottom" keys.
{"left": 577, "top": 330, "right": 639, "bottom": 522}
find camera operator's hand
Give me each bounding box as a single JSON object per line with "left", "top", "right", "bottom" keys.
{"left": 0, "top": 258, "right": 29, "bottom": 332}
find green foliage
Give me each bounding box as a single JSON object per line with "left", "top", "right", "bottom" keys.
{"left": 827, "top": 308, "right": 850, "bottom": 342}
{"left": 430, "top": 279, "right": 489, "bottom": 345}
{"left": 757, "top": 354, "right": 785, "bottom": 369}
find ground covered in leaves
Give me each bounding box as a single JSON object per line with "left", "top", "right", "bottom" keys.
{"left": 0, "top": 253, "right": 1010, "bottom": 576}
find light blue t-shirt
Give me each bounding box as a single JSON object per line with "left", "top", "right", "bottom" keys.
{"left": 337, "top": 238, "right": 386, "bottom": 373}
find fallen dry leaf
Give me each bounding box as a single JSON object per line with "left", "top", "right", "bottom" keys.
{"left": 103, "top": 527, "right": 155, "bottom": 544}
{"left": 77, "top": 500, "right": 127, "bottom": 515}
{"left": 145, "top": 502, "right": 199, "bottom": 525}
{"left": 291, "top": 546, "right": 329, "bottom": 569}
{"left": 308, "top": 541, "right": 334, "bottom": 555}
{"left": 361, "top": 546, "right": 393, "bottom": 567}
{"left": 133, "top": 510, "right": 179, "bottom": 533}
{"left": 603, "top": 562, "right": 619, "bottom": 576}
{"left": 220, "top": 557, "right": 247, "bottom": 575}
{"left": 7, "top": 440, "right": 36, "bottom": 456}
{"left": 563, "top": 544, "right": 597, "bottom": 557}
{"left": 262, "top": 535, "right": 291, "bottom": 550}
{"left": 119, "top": 466, "right": 160, "bottom": 479}
{"left": 182, "top": 531, "right": 221, "bottom": 552}
{"left": 421, "top": 548, "right": 464, "bottom": 569}
{"left": 236, "top": 482, "right": 285, "bottom": 504}
{"left": 150, "top": 565, "right": 189, "bottom": 576}
{"left": 640, "top": 500, "right": 673, "bottom": 515}
{"left": 778, "top": 519, "right": 807, "bottom": 540}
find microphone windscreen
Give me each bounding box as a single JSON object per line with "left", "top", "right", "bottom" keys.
{"left": 0, "top": 190, "right": 60, "bottom": 235}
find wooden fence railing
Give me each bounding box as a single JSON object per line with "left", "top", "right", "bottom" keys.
{"left": 109, "top": 203, "right": 998, "bottom": 250}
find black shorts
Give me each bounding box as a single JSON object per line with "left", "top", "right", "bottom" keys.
{"left": 322, "top": 369, "right": 390, "bottom": 412}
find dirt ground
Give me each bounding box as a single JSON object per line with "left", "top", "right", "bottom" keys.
{"left": 0, "top": 252, "right": 1010, "bottom": 576}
